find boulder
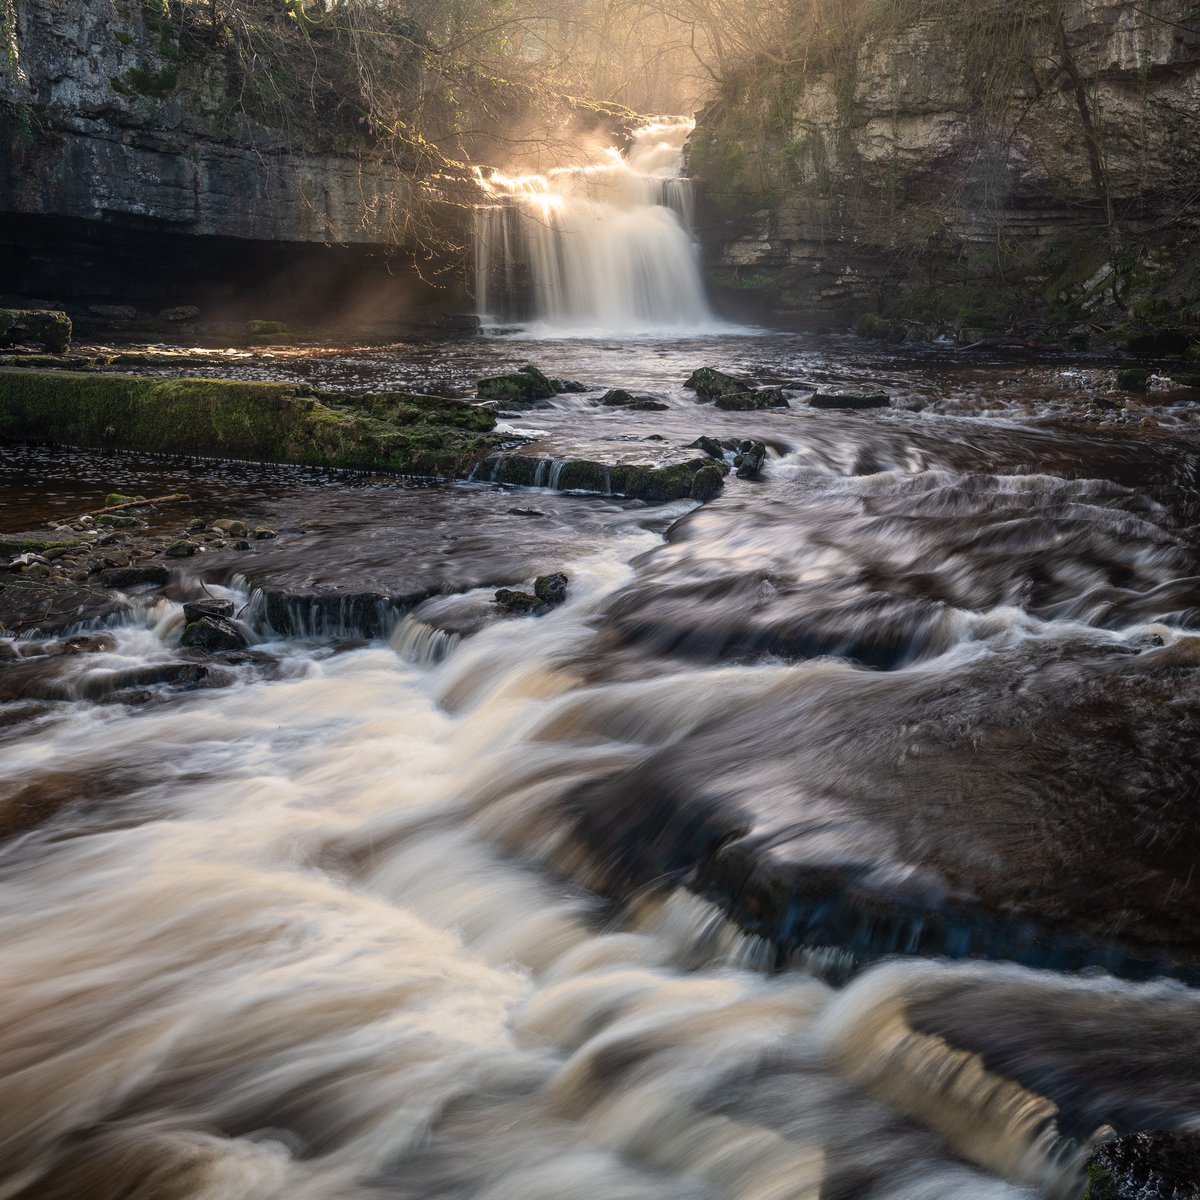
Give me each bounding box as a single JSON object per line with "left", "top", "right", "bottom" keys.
{"left": 182, "top": 598, "right": 235, "bottom": 623}
{"left": 477, "top": 364, "right": 557, "bottom": 404}
{"left": 164, "top": 540, "right": 198, "bottom": 557}
{"left": 0, "top": 308, "right": 72, "bottom": 353}
{"left": 494, "top": 588, "right": 550, "bottom": 616}
{"left": 1084, "top": 1132, "right": 1200, "bottom": 1199}
{"left": 600, "top": 388, "right": 669, "bottom": 411}
{"left": 212, "top": 519, "right": 250, "bottom": 538}
{"left": 1117, "top": 369, "right": 1152, "bottom": 393}
{"left": 734, "top": 442, "right": 768, "bottom": 480}
{"left": 88, "top": 303, "right": 139, "bottom": 321}
{"left": 181, "top": 614, "right": 249, "bottom": 652}
{"left": 690, "top": 436, "right": 728, "bottom": 461}
{"left": 689, "top": 464, "right": 727, "bottom": 502}
{"left": 160, "top": 305, "right": 200, "bottom": 322}
{"left": 551, "top": 378, "right": 588, "bottom": 393}
{"left": 534, "top": 573, "right": 568, "bottom": 606}
{"left": 684, "top": 367, "right": 754, "bottom": 400}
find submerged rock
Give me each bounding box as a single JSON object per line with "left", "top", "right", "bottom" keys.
{"left": 0, "top": 577, "right": 128, "bottom": 636}
{"left": 684, "top": 367, "right": 753, "bottom": 400}
{"left": 181, "top": 614, "right": 248, "bottom": 653}
{"left": 810, "top": 392, "right": 890, "bottom": 409}
{"left": 734, "top": 442, "right": 768, "bottom": 479}
{"left": 716, "top": 388, "right": 789, "bottom": 411}
{"left": 212, "top": 519, "right": 250, "bottom": 538}
{"left": 477, "top": 364, "right": 557, "bottom": 404}
{"left": 486, "top": 453, "right": 728, "bottom": 503}
{"left": 600, "top": 389, "right": 670, "bottom": 411}
{"left": 534, "top": 573, "right": 568, "bottom": 606}
{"left": 1085, "top": 1132, "right": 1200, "bottom": 1199}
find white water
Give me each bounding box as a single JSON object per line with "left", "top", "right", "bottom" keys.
{"left": 473, "top": 119, "right": 717, "bottom": 335}
{"left": 4, "top": 541, "right": 1173, "bottom": 1199}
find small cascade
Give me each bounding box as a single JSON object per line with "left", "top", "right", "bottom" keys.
{"left": 474, "top": 119, "right": 715, "bottom": 334}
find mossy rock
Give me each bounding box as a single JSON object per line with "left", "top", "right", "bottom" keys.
{"left": 0, "top": 309, "right": 72, "bottom": 354}
{"left": 477, "top": 365, "right": 557, "bottom": 404}
{"left": 105, "top": 493, "right": 148, "bottom": 507}
{"left": 855, "top": 313, "right": 903, "bottom": 341}
{"left": 0, "top": 371, "right": 503, "bottom": 480}
{"left": 244, "top": 320, "right": 291, "bottom": 337}
{"left": 1117, "top": 369, "right": 1152, "bottom": 393}
{"left": 684, "top": 367, "right": 754, "bottom": 401}
{"left": 0, "top": 534, "right": 84, "bottom": 558}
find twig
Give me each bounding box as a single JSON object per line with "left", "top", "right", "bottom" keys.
{"left": 80, "top": 493, "right": 192, "bottom": 518}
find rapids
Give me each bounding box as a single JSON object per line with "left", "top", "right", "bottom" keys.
{"left": 3, "top": 331, "right": 1200, "bottom": 1200}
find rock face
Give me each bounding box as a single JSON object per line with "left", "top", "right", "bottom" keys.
{"left": 0, "top": 2, "right": 411, "bottom": 245}
{"left": 690, "top": 0, "right": 1200, "bottom": 333}
{"left": 0, "top": 1, "right": 451, "bottom": 318}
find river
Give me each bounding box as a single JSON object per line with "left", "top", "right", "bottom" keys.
{"left": 2, "top": 120, "right": 1199, "bottom": 1200}
{"left": 4, "top": 328, "right": 1200, "bottom": 1199}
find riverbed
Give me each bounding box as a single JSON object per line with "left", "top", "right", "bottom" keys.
{"left": 2, "top": 331, "right": 1199, "bottom": 1200}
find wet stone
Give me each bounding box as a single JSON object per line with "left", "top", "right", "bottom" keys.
{"left": 165, "top": 540, "right": 199, "bottom": 558}
{"left": 684, "top": 367, "right": 754, "bottom": 400}
{"left": 1085, "top": 1132, "right": 1200, "bottom": 1199}
{"left": 494, "top": 588, "right": 550, "bottom": 617}
{"left": 735, "top": 442, "right": 768, "bottom": 480}
{"left": 534, "top": 573, "right": 569, "bottom": 606}
{"left": 98, "top": 564, "right": 170, "bottom": 589}
{"left": 212, "top": 520, "right": 250, "bottom": 538}
{"left": 182, "top": 598, "right": 236, "bottom": 624}
{"left": 181, "top": 615, "right": 249, "bottom": 653}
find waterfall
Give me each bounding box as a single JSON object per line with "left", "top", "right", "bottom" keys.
{"left": 473, "top": 118, "right": 715, "bottom": 334}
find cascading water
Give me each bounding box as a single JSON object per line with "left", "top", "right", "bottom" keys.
{"left": 473, "top": 119, "right": 716, "bottom": 334}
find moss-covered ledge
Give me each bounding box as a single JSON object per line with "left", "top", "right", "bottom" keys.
{"left": 0, "top": 370, "right": 504, "bottom": 477}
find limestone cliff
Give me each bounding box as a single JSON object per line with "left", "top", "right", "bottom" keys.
{"left": 0, "top": 0, "right": 451, "bottom": 325}
{"left": 689, "top": 0, "right": 1200, "bottom": 340}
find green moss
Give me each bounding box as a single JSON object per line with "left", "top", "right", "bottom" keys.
{"left": 1083, "top": 1162, "right": 1117, "bottom": 1200}
{"left": 0, "top": 371, "right": 502, "bottom": 479}
{"left": 0, "top": 309, "right": 72, "bottom": 353}
{"left": 105, "top": 493, "right": 148, "bottom": 506}
{"left": 856, "top": 313, "right": 902, "bottom": 340}
{"left": 1117, "top": 368, "right": 1151, "bottom": 392}
{"left": 0, "top": 535, "right": 83, "bottom": 558}
{"left": 112, "top": 65, "right": 179, "bottom": 97}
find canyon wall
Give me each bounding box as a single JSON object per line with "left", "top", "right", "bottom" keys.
{"left": 0, "top": 0, "right": 452, "bottom": 328}
{"left": 689, "top": 0, "right": 1200, "bottom": 340}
